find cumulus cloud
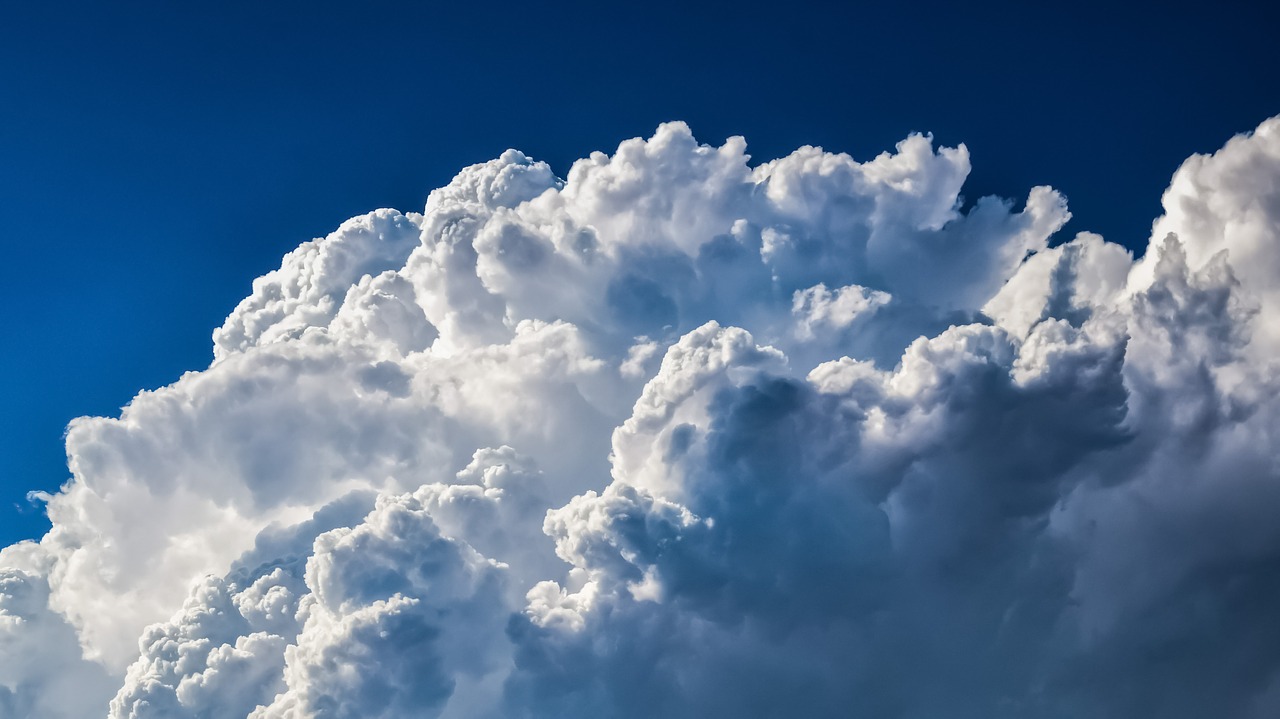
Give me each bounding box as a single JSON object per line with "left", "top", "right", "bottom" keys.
{"left": 4, "top": 116, "right": 1280, "bottom": 718}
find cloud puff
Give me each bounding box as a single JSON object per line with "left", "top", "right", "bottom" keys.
{"left": 4, "top": 116, "right": 1280, "bottom": 718}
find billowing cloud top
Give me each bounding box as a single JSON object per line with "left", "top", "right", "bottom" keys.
{"left": 3, "top": 117, "right": 1280, "bottom": 718}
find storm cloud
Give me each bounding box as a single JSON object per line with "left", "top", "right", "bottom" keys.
{"left": 4, "top": 117, "right": 1280, "bottom": 718}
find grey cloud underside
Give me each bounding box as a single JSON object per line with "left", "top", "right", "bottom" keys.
{"left": 3, "top": 118, "right": 1280, "bottom": 718}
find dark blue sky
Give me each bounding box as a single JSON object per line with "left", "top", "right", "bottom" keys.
{"left": 0, "top": 0, "right": 1275, "bottom": 544}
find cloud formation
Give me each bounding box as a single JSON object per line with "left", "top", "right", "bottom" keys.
{"left": 3, "top": 116, "right": 1280, "bottom": 718}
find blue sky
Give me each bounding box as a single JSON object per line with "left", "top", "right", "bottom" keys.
{"left": 0, "top": 1, "right": 1275, "bottom": 543}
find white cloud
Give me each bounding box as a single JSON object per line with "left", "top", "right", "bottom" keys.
{"left": 791, "top": 282, "right": 891, "bottom": 340}
{"left": 4, "top": 116, "right": 1280, "bottom": 717}
{"left": 0, "top": 568, "right": 115, "bottom": 719}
